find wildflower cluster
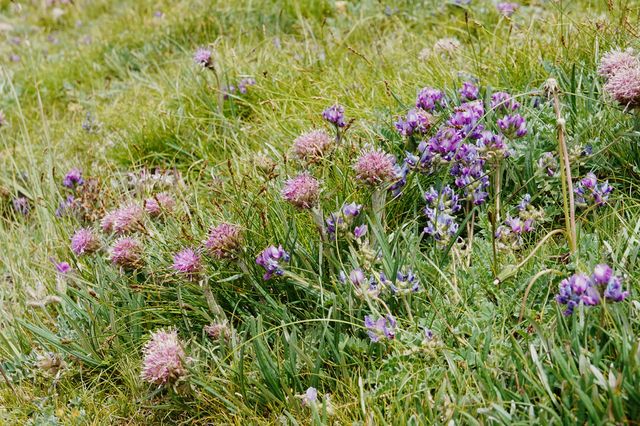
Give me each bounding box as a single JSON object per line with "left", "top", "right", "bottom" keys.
{"left": 556, "top": 264, "right": 628, "bottom": 316}
{"left": 574, "top": 173, "right": 613, "bottom": 207}
{"left": 599, "top": 48, "right": 640, "bottom": 107}
{"left": 495, "top": 194, "right": 544, "bottom": 251}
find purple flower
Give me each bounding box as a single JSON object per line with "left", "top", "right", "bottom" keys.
{"left": 144, "top": 193, "right": 176, "bottom": 217}
{"left": 423, "top": 186, "right": 461, "bottom": 247}
{"left": 193, "top": 47, "right": 213, "bottom": 68}
{"left": 141, "top": 329, "right": 186, "bottom": 385}
{"left": 390, "top": 269, "right": 420, "bottom": 295}
{"left": 326, "top": 203, "right": 362, "bottom": 237}
{"left": 172, "top": 248, "right": 202, "bottom": 278}
{"left": 281, "top": 173, "right": 320, "bottom": 209}
{"left": 112, "top": 204, "right": 145, "bottom": 234}
{"left": 256, "top": 245, "right": 290, "bottom": 280}
{"left": 537, "top": 152, "right": 558, "bottom": 177}
{"left": 343, "top": 202, "right": 362, "bottom": 217}
{"left": 62, "top": 168, "right": 84, "bottom": 188}
{"left": 204, "top": 321, "right": 230, "bottom": 340}
{"left": 55, "top": 261, "right": 71, "bottom": 274}
{"left": 70, "top": 228, "right": 100, "bottom": 255}
{"left": 56, "top": 195, "right": 77, "bottom": 217}
{"left": 459, "top": 81, "right": 479, "bottom": 101}
{"left": 497, "top": 114, "right": 527, "bottom": 138}
{"left": 598, "top": 49, "right": 639, "bottom": 78}
{"left": 593, "top": 264, "right": 613, "bottom": 285}
{"left": 364, "top": 315, "right": 396, "bottom": 342}
{"left": 354, "top": 224, "right": 368, "bottom": 238}
{"left": 416, "top": 87, "right": 445, "bottom": 111}
{"left": 395, "top": 108, "right": 432, "bottom": 137}
{"left": 603, "top": 65, "right": 640, "bottom": 107}
{"left": 301, "top": 387, "right": 318, "bottom": 407}
{"left": 353, "top": 148, "right": 397, "bottom": 186}
{"left": 322, "top": 104, "right": 346, "bottom": 127}
{"left": 237, "top": 77, "right": 256, "bottom": 94}
{"left": 292, "top": 130, "right": 334, "bottom": 164}
{"left": 490, "top": 92, "right": 520, "bottom": 112}
{"left": 205, "top": 223, "right": 243, "bottom": 260}
{"left": 604, "top": 277, "right": 629, "bottom": 302}
{"left": 556, "top": 266, "right": 628, "bottom": 316}
{"left": 476, "top": 130, "right": 508, "bottom": 160}
{"left": 110, "top": 237, "right": 143, "bottom": 270}
{"left": 574, "top": 173, "right": 613, "bottom": 207}
{"left": 12, "top": 196, "right": 30, "bottom": 215}
{"left": 496, "top": 2, "right": 519, "bottom": 17}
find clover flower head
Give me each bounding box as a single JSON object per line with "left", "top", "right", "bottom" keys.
{"left": 111, "top": 203, "right": 145, "bottom": 234}
{"left": 110, "top": 237, "right": 143, "bottom": 269}
{"left": 292, "top": 130, "right": 334, "bottom": 164}
{"left": 603, "top": 65, "right": 640, "bottom": 107}
{"left": 141, "top": 329, "right": 186, "bottom": 385}
{"left": 598, "top": 48, "right": 639, "bottom": 78}
{"left": 70, "top": 228, "right": 100, "bottom": 255}
{"left": 144, "top": 193, "right": 176, "bottom": 217}
{"left": 172, "top": 248, "right": 202, "bottom": 278}
{"left": 281, "top": 173, "right": 320, "bottom": 209}
{"left": 353, "top": 148, "right": 397, "bottom": 186}
{"left": 205, "top": 222, "right": 243, "bottom": 260}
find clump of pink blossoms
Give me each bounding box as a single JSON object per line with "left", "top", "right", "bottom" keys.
{"left": 281, "top": 173, "right": 320, "bottom": 209}
{"left": 145, "top": 193, "right": 176, "bottom": 217}
{"left": 353, "top": 148, "right": 397, "bottom": 186}
{"left": 291, "top": 130, "right": 334, "bottom": 164}
{"left": 70, "top": 228, "right": 100, "bottom": 255}
{"left": 141, "top": 329, "right": 187, "bottom": 386}
{"left": 205, "top": 223, "right": 243, "bottom": 260}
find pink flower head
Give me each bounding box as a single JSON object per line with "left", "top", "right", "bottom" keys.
{"left": 110, "top": 237, "right": 143, "bottom": 269}
{"left": 598, "top": 49, "right": 639, "bottom": 78}
{"left": 205, "top": 223, "right": 243, "bottom": 260}
{"left": 193, "top": 47, "right": 213, "bottom": 68}
{"left": 292, "top": 130, "right": 334, "bottom": 164}
{"left": 172, "top": 248, "right": 202, "bottom": 278}
{"left": 353, "top": 148, "right": 397, "bottom": 186}
{"left": 281, "top": 173, "right": 320, "bottom": 209}
{"left": 70, "top": 228, "right": 100, "bottom": 255}
{"left": 100, "top": 211, "right": 117, "bottom": 233}
{"left": 113, "top": 203, "right": 145, "bottom": 234}
{"left": 145, "top": 193, "right": 176, "bottom": 217}
{"left": 141, "top": 329, "right": 186, "bottom": 385}
{"left": 204, "top": 321, "right": 230, "bottom": 340}
{"left": 604, "top": 65, "right": 640, "bottom": 107}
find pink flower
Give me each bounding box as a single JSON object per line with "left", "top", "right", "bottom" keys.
{"left": 604, "top": 65, "right": 640, "bottom": 107}
{"left": 292, "top": 130, "right": 334, "bottom": 164}
{"left": 353, "top": 148, "right": 397, "bottom": 186}
{"left": 141, "top": 329, "right": 186, "bottom": 385}
{"left": 172, "top": 248, "right": 202, "bottom": 278}
{"left": 204, "top": 321, "right": 230, "bottom": 340}
{"left": 100, "top": 211, "right": 117, "bottom": 233}
{"left": 110, "top": 237, "right": 143, "bottom": 269}
{"left": 205, "top": 223, "right": 243, "bottom": 260}
{"left": 145, "top": 193, "right": 176, "bottom": 217}
{"left": 598, "top": 49, "right": 639, "bottom": 78}
{"left": 70, "top": 228, "right": 100, "bottom": 255}
{"left": 281, "top": 173, "right": 320, "bottom": 209}
{"left": 113, "top": 203, "right": 145, "bottom": 234}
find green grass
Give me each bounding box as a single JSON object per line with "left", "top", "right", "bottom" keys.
{"left": 1, "top": 0, "right": 640, "bottom": 424}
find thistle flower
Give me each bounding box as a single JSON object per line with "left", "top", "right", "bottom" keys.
{"left": 353, "top": 148, "right": 397, "bottom": 186}
{"left": 364, "top": 315, "right": 396, "bottom": 342}
{"left": 110, "top": 237, "right": 143, "bottom": 269}
{"left": 292, "top": 130, "right": 334, "bottom": 164}
{"left": 395, "top": 108, "right": 432, "bottom": 137}
{"left": 62, "top": 168, "right": 84, "bottom": 188}
{"left": 112, "top": 203, "right": 145, "bottom": 234}
{"left": 490, "top": 92, "right": 520, "bottom": 112}
{"left": 100, "top": 211, "right": 117, "bottom": 233}
{"left": 281, "top": 173, "right": 320, "bottom": 209}
{"left": 205, "top": 223, "right": 243, "bottom": 260}
{"left": 172, "top": 248, "right": 202, "bottom": 278}
{"left": 193, "top": 47, "right": 213, "bottom": 68}
{"left": 574, "top": 172, "right": 613, "bottom": 207}
{"left": 459, "top": 81, "right": 479, "bottom": 101}
{"left": 70, "top": 228, "right": 100, "bottom": 255}
{"left": 496, "top": 2, "right": 519, "bottom": 17}
{"left": 322, "top": 104, "right": 346, "bottom": 127}
{"left": 603, "top": 65, "right": 640, "bottom": 107}
{"left": 598, "top": 49, "right": 639, "bottom": 78}
{"left": 256, "top": 245, "right": 290, "bottom": 280}
{"left": 497, "top": 114, "right": 527, "bottom": 138}
{"left": 141, "top": 329, "right": 186, "bottom": 386}
{"left": 416, "top": 87, "right": 445, "bottom": 111}
{"left": 144, "top": 193, "right": 176, "bottom": 217}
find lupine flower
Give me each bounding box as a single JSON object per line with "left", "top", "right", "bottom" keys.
{"left": 497, "top": 114, "right": 527, "bottom": 138}
{"left": 490, "top": 92, "right": 520, "bottom": 112}
{"left": 593, "top": 264, "right": 613, "bottom": 285}
{"left": 322, "top": 104, "right": 346, "bottom": 127}
{"left": 55, "top": 261, "right": 71, "bottom": 274}
{"left": 172, "top": 248, "right": 202, "bottom": 278}
{"left": 423, "top": 186, "right": 461, "bottom": 247}
{"left": 354, "top": 224, "right": 368, "bottom": 238}
{"left": 364, "top": 315, "right": 396, "bottom": 342}
{"left": 416, "top": 87, "right": 445, "bottom": 111}
{"left": 144, "top": 193, "right": 176, "bottom": 217}
{"left": 348, "top": 269, "right": 381, "bottom": 298}
{"left": 603, "top": 65, "right": 640, "bottom": 107}
{"left": 496, "top": 2, "right": 519, "bottom": 17}
{"left": 390, "top": 269, "right": 420, "bottom": 295}
{"left": 12, "top": 196, "right": 30, "bottom": 215}
{"left": 70, "top": 228, "right": 100, "bottom": 255}
{"left": 237, "top": 77, "right": 256, "bottom": 94}
{"left": 537, "top": 152, "right": 558, "bottom": 177}
{"left": 112, "top": 203, "right": 145, "bottom": 234}
{"left": 448, "top": 101, "right": 485, "bottom": 139}
{"left": 459, "top": 81, "right": 479, "bottom": 101}
{"left": 110, "top": 237, "right": 143, "bottom": 269}
{"left": 353, "top": 148, "right": 397, "bottom": 186}
{"left": 204, "top": 321, "right": 230, "bottom": 340}
{"left": 476, "top": 130, "right": 508, "bottom": 160}
{"left": 557, "top": 265, "right": 628, "bottom": 315}
{"left": 604, "top": 276, "right": 629, "bottom": 302}
{"left": 395, "top": 108, "right": 432, "bottom": 137}
{"left": 300, "top": 387, "right": 318, "bottom": 407}
{"left": 292, "top": 130, "right": 334, "bottom": 164}
{"left": 574, "top": 172, "right": 613, "bottom": 207}
{"left": 141, "top": 329, "right": 186, "bottom": 385}
{"left": 256, "top": 245, "right": 290, "bottom": 280}
{"left": 281, "top": 173, "right": 320, "bottom": 209}
{"left": 62, "top": 168, "right": 84, "bottom": 188}
{"left": 598, "top": 49, "right": 639, "bottom": 78}
{"left": 193, "top": 47, "right": 213, "bottom": 68}
{"left": 326, "top": 203, "right": 362, "bottom": 237}
{"left": 56, "top": 195, "right": 77, "bottom": 217}
{"left": 205, "top": 223, "right": 243, "bottom": 259}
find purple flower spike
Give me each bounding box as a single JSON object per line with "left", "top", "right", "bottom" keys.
{"left": 459, "top": 81, "right": 479, "bottom": 101}
{"left": 256, "top": 245, "right": 290, "bottom": 280}
{"left": 62, "top": 168, "right": 84, "bottom": 188}
{"left": 395, "top": 108, "right": 432, "bottom": 137}
{"left": 353, "top": 224, "right": 368, "bottom": 238}
{"left": 12, "top": 196, "right": 30, "bottom": 215}
{"left": 497, "top": 114, "right": 527, "bottom": 138}
{"left": 343, "top": 202, "right": 362, "bottom": 217}
{"left": 416, "top": 87, "right": 445, "bottom": 111}
{"left": 322, "top": 104, "right": 346, "bottom": 127}
{"left": 490, "top": 91, "right": 520, "bottom": 113}
{"left": 604, "top": 277, "right": 629, "bottom": 302}
{"left": 364, "top": 315, "right": 396, "bottom": 342}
